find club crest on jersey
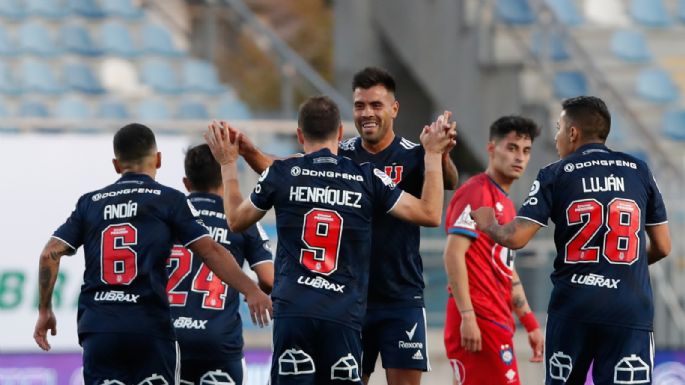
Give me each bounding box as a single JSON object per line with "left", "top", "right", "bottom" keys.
{"left": 500, "top": 344, "right": 514, "bottom": 365}
{"left": 384, "top": 165, "right": 404, "bottom": 184}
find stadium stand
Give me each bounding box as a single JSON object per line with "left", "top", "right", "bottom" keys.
{"left": 0, "top": 0, "right": 252, "bottom": 122}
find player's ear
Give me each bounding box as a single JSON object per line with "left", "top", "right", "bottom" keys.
{"left": 391, "top": 100, "right": 399, "bottom": 118}
{"left": 112, "top": 158, "right": 122, "bottom": 174}
{"left": 156, "top": 152, "right": 161, "bottom": 169}
{"left": 486, "top": 140, "right": 495, "bottom": 157}
{"left": 568, "top": 126, "right": 580, "bottom": 143}
{"left": 182, "top": 177, "right": 192, "bottom": 193}
{"left": 296, "top": 127, "right": 305, "bottom": 145}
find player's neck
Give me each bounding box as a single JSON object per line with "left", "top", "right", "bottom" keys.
{"left": 303, "top": 141, "right": 338, "bottom": 155}
{"left": 361, "top": 131, "right": 395, "bottom": 154}
{"left": 485, "top": 168, "right": 513, "bottom": 193}
{"left": 120, "top": 167, "right": 156, "bottom": 179}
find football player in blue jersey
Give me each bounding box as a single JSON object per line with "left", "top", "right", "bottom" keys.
{"left": 470, "top": 96, "right": 671, "bottom": 385}
{"left": 204, "top": 95, "right": 454, "bottom": 385}
{"left": 217, "top": 67, "right": 458, "bottom": 385}
{"left": 33, "top": 124, "right": 272, "bottom": 385}
{"left": 168, "top": 143, "right": 275, "bottom": 385}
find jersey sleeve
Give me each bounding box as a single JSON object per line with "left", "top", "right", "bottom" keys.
{"left": 370, "top": 167, "right": 403, "bottom": 213}
{"left": 52, "top": 194, "right": 88, "bottom": 251}
{"left": 170, "top": 192, "right": 211, "bottom": 247}
{"left": 243, "top": 222, "right": 274, "bottom": 267}
{"left": 644, "top": 166, "right": 668, "bottom": 226}
{"left": 517, "top": 168, "right": 553, "bottom": 227}
{"left": 445, "top": 184, "right": 484, "bottom": 239}
{"left": 249, "top": 165, "right": 278, "bottom": 211}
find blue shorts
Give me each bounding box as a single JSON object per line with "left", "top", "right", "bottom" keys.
{"left": 545, "top": 314, "right": 654, "bottom": 385}
{"left": 361, "top": 307, "right": 430, "bottom": 375}
{"left": 271, "top": 317, "right": 362, "bottom": 385}
{"left": 81, "top": 332, "right": 179, "bottom": 385}
{"left": 179, "top": 357, "right": 245, "bottom": 385}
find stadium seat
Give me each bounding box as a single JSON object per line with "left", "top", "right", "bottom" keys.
{"left": 19, "top": 100, "right": 49, "bottom": 117}
{"left": 178, "top": 101, "right": 210, "bottom": 119}
{"left": 630, "top": 0, "right": 671, "bottom": 27}
{"left": 553, "top": 71, "right": 588, "bottom": 99}
{"left": 142, "top": 24, "right": 182, "bottom": 56}
{"left": 19, "top": 22, "right": 62, "bottom": 56}
{"left": 636, "top": 68, "right": 679, "bottom": 103}
{"left": 545, "top": 0, "right": 583, "bottom": 26}
{"left": 69, "top": 0, "right": 105, "bottom": 18}
{"left": 20, "top": 59, "right": 65, "bottom": 94}
{"left": 100, "top": 21, "right": 139, "bottom": 57}
{"left": 610, "top": 29, "right": 651, "bottom": 62}
{"left": 55, "top": 96, "right": 91, "bottom": 119}
{"left": 98, "top": 100, "right": 130, "bottom": 119}
{"left": 137, "top": 99, "right": 171, "bottom": 120}
{"left": 64, "top": 62, "right": 105, "bottom": 94}
{"left": 0, "top": 0, "right": 27, "bottom": 19}
{"left": 215, "top": 93, "right": 252, "bottom": 120}
{"left": 102, "top": 0, "right": 142, "bottom": 19}
{"left": 140, "top": 59, "right": 182, "bottom": 94}
{"left": 0, "top": 26, "right": 18, "bottom": 56}
{"left": 531, "top": 29, "right": 569, "bottom": 61}
{"left": 0, "top": 62, "right": 20, "bottom": 95}
{"left": 26, "top": 0, "right": 68, "bottom": 18}
{"left": 663, "top": 109, "right": 685, "bottom": 141}
{"left": 182, "top": 59, "right": 225, "bottom": 94}
{"left": 495, "top": 0, "right": 535, "bottom": 25}
{"left": 62, "top": 24, "right": 102, "bottom": 56}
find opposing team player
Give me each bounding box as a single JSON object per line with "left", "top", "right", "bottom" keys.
{"left": 222, "top": 67, "right": 458, "bottom": 385}
{"left": 204, "top": 96, "right": 454, "bottom": 385}
{"left": 470, "top": 96, "right": 671, "bottom": 385}
{"left": 168, "top": 144, "right": 275, "bottom": 385}
{"left": 33, "top": 123, "right": 272, "bottom": 385}
{"left": 443, "top": 116, "right": 543, "bottom": 385}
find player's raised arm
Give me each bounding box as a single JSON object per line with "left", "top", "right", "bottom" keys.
{"left": 470, "top": 207, "right": 541, "bottom": 249}
{"left": 187, "top": 236, "right": 272, "bottom": 327}
{"left": 389, "top": 118, "right": 454, "bottom": 226}
{"left": 646, "top": 223, "right": 671, "bottom": 265}
{"left": 205, "top": 121, "right": 267, "bottom": 232}
{"left": 34, "top": 237, "right": 75, "bottom": 351}
{"left": 437, "top": 111, "right": 459, "bottom": 189}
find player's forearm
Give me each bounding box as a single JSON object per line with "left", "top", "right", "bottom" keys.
{"left": 511, "top": 279, "right": 532, "bottom": 318}
{"left": 37, "top": 239, "right": 66, "bottom": 311}
{"left": 442, "top": 152, "right": 459, "bottom": 190}
{"left": 418, "top": 152, "right": 444, "bottom": 226}
{"left": 197, "top": 241, "right": 262, "bottom": 297}
{"left": 445, "top": 252, "right": 474, "bottom": 314}
{"left": 221, "top": 162, "right": 247, "bottom": 231}
{"left": 242, "top": 146, "right": 275, "bottom": 175}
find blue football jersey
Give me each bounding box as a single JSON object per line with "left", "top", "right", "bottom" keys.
{"left": 338, "top": 136, "right": 426, "bottom": 308}
{"left": 167, "top": 192, "right": 273, "bottom": 360}
{"left": 249, "top": 148, "right": 403, "bottom": 330}
{"left": 517, "top": 144, "right": 667, "bottom": 330}
{"left": 52, "top": 173, "right": 209, "bottom": 340}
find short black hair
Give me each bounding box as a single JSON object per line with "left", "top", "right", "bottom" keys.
{"left": 489, "top": 115, "right": 541, "bottom": 142}
{"left": 352, "top": 67, "right": 396, "bottom": 94}
{"left": 561, "top": 96, "right": 611, "bottom": 140}
{"left": 184, "top": 144, "right": 221, "bottom": 192}
{"left": 113, "top": 123, "right": 157, "bottom": 163}
{"left": 298, "top": 96, "right": 341, "bottom": 142}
